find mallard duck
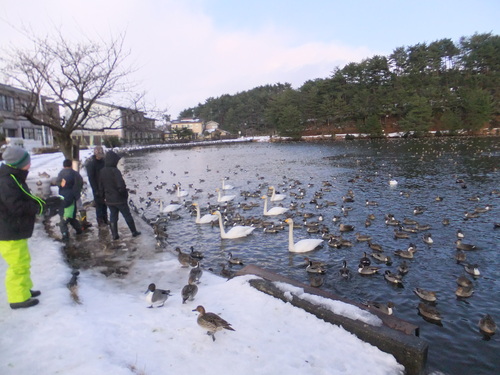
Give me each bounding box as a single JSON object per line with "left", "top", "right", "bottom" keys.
{"left": 359, "top": 252, "right": 371, "bottom": 267}
{"left": 479, "top": 314, "right": 497, "bottom": 336}
{"left": 227, "top": 252, "right": 244, "bottom": 265}
{"left": 384, "top": 270, "right": 403, "bottom": 286}
{"left": 464, "top": 263, "right": 480, "bottom": 276}
{"left": 418, "top": 303, "right": 442, "bottom": 322}
{"left": 366, "top": 301, "right": 395, "bottom": 315}
{"left": 358, "top": 264, "right": 380, "bottom": 275}
{"left": 339, "top": 260, "right": 350, "bottom": 279}
{"left": 189, "top": 261, "right": 203, "bottom": 284}
{"left": 193, "top": 305, "right": 235, "bottom": 341}
{"left": 455, "top": 285, "right": 474, "bottom": 298}
{"left": 145, "top": 283, "right": 172, "bottom": 308}
{"left": 413, "top": 288, "right": 437, "bottom": 302}
{"left": 455, "top": 239, "right": 476, "bottom": 251}
{"left": 181, "top": 279, "right": 198, "bottom": 304}
{"left": 457, "top": 275, "right": 473, "bottom": 288}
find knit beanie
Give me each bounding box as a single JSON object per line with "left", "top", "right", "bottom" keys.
{"left": 2, "top": 146, "right": 31, "bottom": 169}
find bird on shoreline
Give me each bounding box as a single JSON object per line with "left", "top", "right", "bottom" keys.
{"left": 145, "top": 283, "right": 172, "bottom": 308}
{"left": 181, "top": 279, "right": 198, "bottom": 304}
{"left": 193, "top": 305, "right": 235, "bottom": 342}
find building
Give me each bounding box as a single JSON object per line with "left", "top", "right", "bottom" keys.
{"left": 0, "top": 83, "right": 56, "bottom": 149}
{"left": 71, "top": 101, "right": 163, "bottom": 146}
{"left": 170, "top": 118, "right": 204, "bottom": 138}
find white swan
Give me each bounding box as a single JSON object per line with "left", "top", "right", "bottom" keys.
{"left": 176, "top": 184, "right": 188, "bottom": 197}
{"left": 216, "top": 188, "right": 236, "bottom": 203}
{"left": 262, "top": 195, "right": 288, "bottom": 216}
{"left": 285, "top": 218, "right": 323, "bottom": 253}
{"left": 221, "top": 178, "right": 234, "bottom": 190}
{"left": 270, "top": 186, "right": 286, "bottom": 202}
{"left": 193, "top": 203, "right": 218, "bottom": 224}
{"left": 213, "top": 211, "right": 255, "bottom": 239}
{"left": 160, "top": 199, "right": 182, "bottom": 213}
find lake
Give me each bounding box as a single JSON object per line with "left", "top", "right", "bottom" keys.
{"left": 122, "top": 137, "right": 499, "bottom": 375}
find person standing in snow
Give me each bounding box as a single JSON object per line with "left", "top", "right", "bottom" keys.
{"left": 0, "top": 146, "right": 45, "bottom": 309}
{"left": 98, "top": 150, "right": 141, "bottom": 240}
{"left": 57, "top": 159, "right": 83, "bottom": 241}
{"left": 85, "top": 146, "right": 108, "bottom": 226}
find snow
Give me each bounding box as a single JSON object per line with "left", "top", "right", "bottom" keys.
{"left": 0, "top": 146, "right": 404, "bottom": 375}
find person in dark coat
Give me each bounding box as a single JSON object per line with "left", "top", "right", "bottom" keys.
{"left": 85, "top": 146, "right": 108, "bottom": 226}
{"left": 98, "top": 150, "right": 141, "bottom": 240}
{"left": 0, "top": 146, "right": 45, "bottom": 309}
{"left": 56, "top": 159, "right": 83, "bottom": 241}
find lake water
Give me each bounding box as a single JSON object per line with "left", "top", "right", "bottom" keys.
{"left": 122, "top": 137, "right": 499, "bottom": 375}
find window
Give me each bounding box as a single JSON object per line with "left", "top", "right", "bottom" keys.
{"left": 0, "top": 94, "right": 15, "bottom": 112}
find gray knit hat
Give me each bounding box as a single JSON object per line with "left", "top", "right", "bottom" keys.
{"left": 2, "top": 146, "right": 31, "bottom": 169}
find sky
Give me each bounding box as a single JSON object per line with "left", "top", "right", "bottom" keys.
{"left": 0, "top": 147, "right": 404, "bottom": 375}
{"left": 1, "top": 0, "right": 499, "bottom": 118}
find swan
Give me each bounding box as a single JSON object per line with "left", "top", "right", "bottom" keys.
{"left": 261, "top": 195, "right": 288, "bottom": 216}
{"left": 221, "top": 178, "right": 234, "bottom": 190}
{"left": 284, "top": 218, "right": 323, "bottom": 253}
{"left": 213, "top": 211, "right": 255, "bottom": 239}
{"left": 270, "top": 186, "right": 286, "bottom": 202}
{"left": 216, "top": 188, "right": 236, "bottom": 203}
{"left": 193, "top": 203, "right": 218, "bottom": 224}
{"left": 176, "top": 184, "right": 188, "bottom": 197}
{"left": 160, "top": 199, "right": 182, "bottom": 213}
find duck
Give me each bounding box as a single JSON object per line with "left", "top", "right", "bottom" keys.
{"left": 359, "top": 252, "right": 371, "bottom": 267}
{"left": 355, "top": 232, "right": 372, "bottom": 242}
{"left": 303, "top": 257, "right": 327, "bottom": 268}
{"left": 176, "top": 247, "right": 196, "bottom": 267}
{"left": 422, "top": 233, "right": 433, "bottom": 245}
{"left": 479, "top": 314, "right": 497, "bottom": 336}
{"left": 213, "top": 211, "right": 255, "bottom": 239}
{"left": 418, "top": 303, "right": 442, "bottom": 322}
{"left": 308, "top": 274, "right": 324, "bottom": 288}
{"left": 181, "top": 279, "right": 198, "bottom": 304}
{"left": 464, "top": 263, "right": 480, "bottom": 276}
{"left": 389, "top": 179, "right": 398, "bottom": 186}
{"left": 394, "top": 244, "right": 417, "bottom": 259}
{"left": 219, "top": 264, "right": 235, "bottom": 279}
{"left": 413, "top": 288, "right": 437, "bottom": 302}
{"left": 306, "top": 260, "right": 326, "bottom": 274}
{"left": 227, "top": 252, "right": 244, "bottom": 265}
{"left": 193, "top": 203, "right": 218, "bottom": 224}
{"left": 270, "top": 186, "right": 286, "bottom": 202}
{"left": 284, "top": 218, "right": 323, "bottom": 253}
{"left": 457, "top": 275, "right": 473, "bottom": 288}
{"left": 455, "top": 239, "right": 476, "bottom": 251}
{"left": 397, "top": 261, "right": 410, "bottom": 275}
{"left": 373, "top": 253, "right": 392, "bottom": 265}
{"left": 261, "top": 195, "right": 288, "bottom": 216}
{"left": 339, "top": 260, "right": 350, "bottom": 279}
{"left": 339, "top": 223, "right": 355, "bottom": 232}
{"left": 193, "top": 305, "right": 235, "bottom": 342}
{"left": 145, "top": 283, "right": 172, "bottom": 308}
{"left": 189, "top": 261, "right": 203, "bottom": 284}
{"left": 454, "top": 250, "right": 466, "bottom": 263}
{"left": 384, "top": 270, "right": 403, "bottom": 286}
{"left": 394, "top": 229, "right": 410, "bottom": 239}
{"left": 216, "top": 188, "right": 236, "bottom": 203}
{"left": 221, "top": 177, "right": 234, "bottom": 190}
{"left": 358, "top": 264, "right": 380, "bottom": 275}
{"left": 366, "top": 301, "right": 395, "bottom": 315}
{"left": 455, "top": 285, "right": 474, "bottom": 298}
{"left": 368, "top": 241, "right": 383, "bottom": 252}
{"left": 189, "top": 246, "right": 204, "bottom": 260}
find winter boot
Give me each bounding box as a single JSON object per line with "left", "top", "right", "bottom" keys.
{"left": 79, "top": 209, "right": 92, "bottom": 230}
{"left": 128, "top": 221, "right": 141, "bottom": 237}
{"left": 60, "top": 218, "right": 70, "bottom": 242}
{"left": 10, "top": 298, "right": 39, "bottom": 309}
{"left": 110, "top": 222, "right": 120, "bottom": 240}
{"left": 69, "top": 218, "right": 83, "bottom": 235}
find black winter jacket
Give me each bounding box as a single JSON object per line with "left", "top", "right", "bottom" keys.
{"left": 98, "top": 151, "right": 128, "bottom": 206}
{"left": 0, "top": 164, "right": 42, "bottom": 241}
{"left": 57, "top": 168, "right": 83, "bottom": 208}
{"left": 85, "top": 155, "right": 105, "bottom": 194}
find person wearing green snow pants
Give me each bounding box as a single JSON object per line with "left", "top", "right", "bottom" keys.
{"left": 0, "top": 146, "right": 45, "bottom": 309}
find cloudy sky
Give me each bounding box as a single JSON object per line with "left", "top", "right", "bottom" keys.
{"left": 1, "top": 0, "right": 499, "bottom": 118}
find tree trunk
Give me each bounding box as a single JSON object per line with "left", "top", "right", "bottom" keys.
{"left": 54, "top": 132, "right": 77, "bottom": 161}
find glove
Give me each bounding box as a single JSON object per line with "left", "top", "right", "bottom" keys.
{"left": 43, "top": 195, "right": 64, "bottom": 217}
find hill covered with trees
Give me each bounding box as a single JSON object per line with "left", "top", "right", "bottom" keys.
{"left": 179, "top": 33, "right": 499, "bottom": 138}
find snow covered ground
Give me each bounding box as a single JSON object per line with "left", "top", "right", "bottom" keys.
{"left": 0, "top": 147, "right": 404, "bottom": 375}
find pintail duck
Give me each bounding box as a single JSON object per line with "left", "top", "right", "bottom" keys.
{"left": 454, "top": 250, "right": 466, "bottom": 263}
{"left": 474, "top": 204, "right": 492, "bottom": 213}
{"left": 358, "top": 264, "right": 380, "bottom": 275}
{"left": 193, "top": 305, "right": 235, "bottom": 342}
{"left": 457, "top": 275, "right": 473, "bottom": 288}
{"left": 384, "top": 270, "right": 403, "bottom": 286}
{"left": 339, "top": 223, "right": 355, "bottom": 232}
{"left": 464, "top": 263, "right": 480, "bottom": 276}
{"left": 306, "top": 260, "right": 326, "bottom": 274}
{"left": 479, "top": 314, "right": 497, "bottom": 336}
{"left": 303, "top": 257, "right": 327, "bottom": 268}
{"left": 359, "top": 252, "right": 371, "bottom": 267}
{"left": 219, "top": 264, "right": 235, "bottom": 279}
{"left": 339, "top": 260, "right": 350, "bottom": 279}
{"left": 418, "top": 302, "right": 442, "bottom": 323}
{"left": 422, "top": 233, "right": 433, "bottom": 245}
{"left": 394, "top": 247, "right": 416, "bottom": 259}
{"left": 227, "top": 252, "right": 244, "bottom": 265}
{"left": 190, "top": 246, "right": 204, "bottom": 259}
{"left": 413, "top": 206, "right": 425, "bottom": 215}
{"left": 442, "top": 218, "right": 450, "bottom": 225}
{"left": 398, "top": 261, "right": 410, "bottom": 275}
{"left": 365, "top": 199, "right": 378, "bottom": 206}
{"left": 176, "top": 247, "right": 196, "bottom": 267}
{"left": 181, "top": 279, "right": 198, "bottom": 304}
{"left": 366, "top": 301, "right": 395, "bottom": 315}
{"left": 413, "top": 288, "right": 437, "bottom": 302}
{"left": 189, "top": 261, "right": 203, "bottom": 284}
{"left": 455, "top": 239, "right": 476, "bottom": 251}
{"left": 455, "top": 285, "right": 474, "bottom": 298}
{"left": 403, "top": 217, "right": 418, "bottom": 226}
{"left": 372, "top": 253, "right": 392, "bottom": 265}
{"left": 355, "top": 232, "right": 372, "bottom": 242}
{"left": 308, "top": 274, "right": 324, "bottom": 287}
{"left": 394, "top": 229, "right": 410, "bottom": 239}
{"left": 368, "top": 241, "right": 383, "bottom": 252}
{"left": 145, "top": 283, "right": 172, "bottom": 308}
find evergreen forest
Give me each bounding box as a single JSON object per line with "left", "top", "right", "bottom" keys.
{"left": 179, "top": 33, "right": 499, "bottom": 138}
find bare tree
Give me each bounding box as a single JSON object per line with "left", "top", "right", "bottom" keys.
{"left": 2, "top": 30, "right": 134, "bottom": 160}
